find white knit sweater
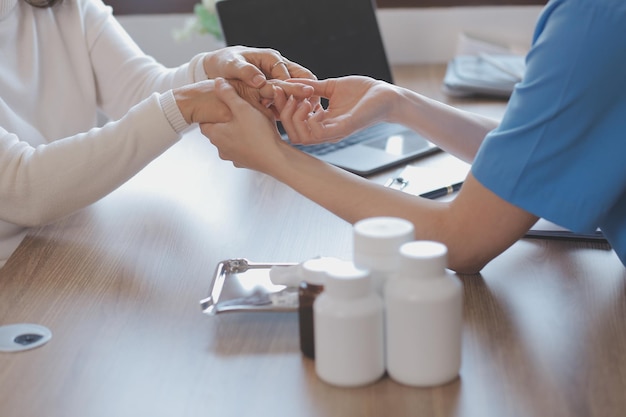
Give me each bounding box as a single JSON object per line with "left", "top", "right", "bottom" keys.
{"left": 0, "top": 0, "right": 208, "bottom": 267}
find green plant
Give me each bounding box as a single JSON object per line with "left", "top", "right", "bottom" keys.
{"left": 173, "top": 0, "right": 222, "bottom": 41}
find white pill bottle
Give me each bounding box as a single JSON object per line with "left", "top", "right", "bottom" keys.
{"left": 313, "top": 261, "right": 385, "bottom": 387}
{"left": 385, "top": 240, "right": 463, "bottom": 386}
{"left": 353, "top": 216, "right": 415, "bottom": 295}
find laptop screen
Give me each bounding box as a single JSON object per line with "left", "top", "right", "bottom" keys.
{"left": 216, "top": 0, "right": 394, "bottom": 83}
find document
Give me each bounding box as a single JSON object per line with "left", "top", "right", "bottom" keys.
{"left": 385, "top": 162, "right": 468, "bottom": 199}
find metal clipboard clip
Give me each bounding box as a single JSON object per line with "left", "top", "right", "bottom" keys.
{"left": 200, "top": 258, "right": 298, "bottom": 316}
{"left": 384, "top": 175, "right": 410, "bottom": 191}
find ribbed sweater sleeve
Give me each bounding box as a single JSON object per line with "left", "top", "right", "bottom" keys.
{"left": 0, "top": 93, "right": 180, "bottom": 226}
{"left": 0, "top": 0, "right": 211, "bottom": 265}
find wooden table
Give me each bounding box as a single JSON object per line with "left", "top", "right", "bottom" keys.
{"left": 1, "top": 65, "right": 624, "bottom": 417}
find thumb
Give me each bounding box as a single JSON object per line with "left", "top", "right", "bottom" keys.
{"left": 216, "top": 77, "right": 276, "bottom": 120}
{"left": 234, "top": 62, "right": 267, "bottom": 89}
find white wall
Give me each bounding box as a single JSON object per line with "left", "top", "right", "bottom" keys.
{"left": 116, "top": 6, "right": 543, "bottom": 67}
{"left": 378, "top": 6, "right": 542, "bottom": 63}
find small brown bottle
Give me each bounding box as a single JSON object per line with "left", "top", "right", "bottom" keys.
{"left": 298, "top": 257, "right": 340, "bottom": 359}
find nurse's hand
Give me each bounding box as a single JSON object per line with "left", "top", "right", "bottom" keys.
{"left": 201, "top": 78, "right": 291, "bottom": 173}
{"left": 275, "top": 76, "right": 394, "bottom": 145}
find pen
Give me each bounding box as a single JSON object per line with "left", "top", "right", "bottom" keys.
{"left": 419, "top": 182, "right": 463, "bottom": 199}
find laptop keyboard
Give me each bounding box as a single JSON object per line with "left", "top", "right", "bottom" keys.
{"left": 290, "top": 123, "right": 397, "bottom": 156}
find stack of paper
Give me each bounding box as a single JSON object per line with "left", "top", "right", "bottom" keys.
{"left": 442, "top": 33, "right": 526, "bottom": 98}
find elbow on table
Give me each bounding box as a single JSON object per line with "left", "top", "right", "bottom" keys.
{"left": 7, "top": 212, "right": 52, "bottom": 228}
{"left": 446, "top": 246, "right": 494, "bottom": 275}
{"left": 1, "top": 203, "right": 61, "bottom": 228}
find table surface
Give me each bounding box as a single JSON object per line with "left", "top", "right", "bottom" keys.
{"left": 1, "top": 65, "right": 624, "bottom": 417}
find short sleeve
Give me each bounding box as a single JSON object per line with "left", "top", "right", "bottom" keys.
{"left": 471, "top": 0, "right": 626, "bottom": 234}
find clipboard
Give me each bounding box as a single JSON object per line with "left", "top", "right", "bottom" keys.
{"left": 524, "top": 219, "right": 606, "bottom": 242}
{"left": 385, "top": 162, "right": 469, "bottom": 200}
{"left": 385, "top": 163, "right": 608, "bottom": 243}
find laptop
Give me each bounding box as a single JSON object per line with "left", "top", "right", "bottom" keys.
{"left": 216, "top": 0, "right": 438, "bottom": 176}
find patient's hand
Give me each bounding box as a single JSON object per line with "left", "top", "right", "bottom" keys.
{"left": 173, "top": 78, "right": 314, "bottom": 125}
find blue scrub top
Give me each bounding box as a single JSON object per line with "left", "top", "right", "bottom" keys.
{"left": 472, "top": 0, "right": 626, "bottom": 266}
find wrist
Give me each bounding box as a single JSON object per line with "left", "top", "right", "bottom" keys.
{"left": 173, "top": 85, "right": 195, "bottom": 124}
{"left": 195, "top": 52, "right": 211, "bottom": 81}
{"left": 160, "top": 91, "right": 190, "bottom": 133}
{"left": 201, "top": 51, "right": 218, "bottom": 80}
{"left": 173, "top": 81, "right": 218, "bottom": 125}
{"left": 384, "top": 84, "right": 411, "bottom": 125}
{"left": 268, "top": 142, "right": 324, "bottom": 184}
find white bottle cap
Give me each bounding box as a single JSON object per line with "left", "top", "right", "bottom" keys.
{"left": 353, "top": 217, "right": 414, "bottom": 268}
{"left": 270, "top": 257, "right": 342, "bottom": 287}
{"left": 398, "top": 241, "right": 448, "bottom": 278}
{"left": 301, "top": 257, "right": 344, "bottom": 286}
{"left": 324, "top": 260, "right": 371, "bottom": 299}
{"left": 269, "top": 264, "right": 303, "bottom": 287}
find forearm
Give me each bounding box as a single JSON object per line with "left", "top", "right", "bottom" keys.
{"left": 0, "top": 94, "right": 180, "bottom": 227}
{"left": 267, "top": 145, "right": 536, "bottom": 273}
{"left": 90, "top": 9, "right": 204, "bottom": 121}
{"left": 388, "top": 86, "right": 500, "bottom": 163}
{"left": 205, "top": 78, "right": 534, "bottom": 273}
{"left": 270, "top": 145, "right": 440, "bottom": 223}
{"left": 265, "top": 146, "right": 465, "bottom": 266}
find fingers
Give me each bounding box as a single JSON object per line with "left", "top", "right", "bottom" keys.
{"left": 272, "top": 86, "right": 288, "bottom": 113}
{"left": 271, "top": 58, "right": 317, "bottom": 82}
{"left": 268, "top": 79, "right": 313, "bottom": 100}
{"left": 235, "top": 61, "right": 268, "bottom": 89}
{"left": 277, "top": 93, "right": 346, "bottom": 144}
{"left": 214, "top": 77, "right": 248, "bottom": 110}
{"left": 215, "top": 78, "right": 275, "bottom": 120}
{"left": 268, "top": 59, "right": 290, "bottom": 80}
{"left": 226, "top": 55, "right": 315, "bottom": 92}
{"left": 277, "top": 94, "right": 300, "bottom": 139}
{"left": 204, "top": 46, "right": 319, "bottom": 97}
{"left": 278, "top": 94, "right": 321, "bottom": 144}
{"left": 285, "top": 78, "right": 334, "bottom": 99}
{"left": 232, "top": 52, "right": 299, "bottom": 87}
{"left": 281, "top": 78, "right": 330, "bottom": 113}
{"left": 286, "top": 63, "right": 317, "bottom": 81}
{"left": 226, "top": 79, "right": 276, "bottom": 120}
{"left": 292, "top": 99, "right": 316, "bottom": 141}
{"left": 240, "top": 48, "right": 316, "bottom": 83}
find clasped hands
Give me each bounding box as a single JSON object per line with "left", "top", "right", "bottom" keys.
{"left": 211, "top": 74, "right": 388, "bottom": 144}
{"left": 200, "top": 74, "right": 391, "bottom": 173}
{"left": 173, "top": 46, "right": 317, "bottom": 126}
{"left": 176, "top": 46, "right": 390, "bottom": 173}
